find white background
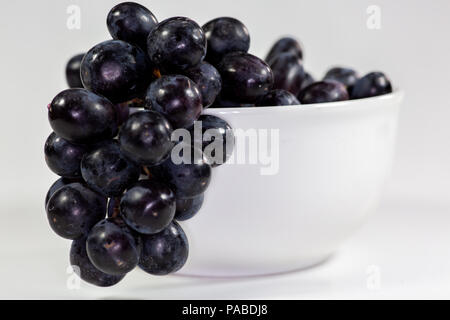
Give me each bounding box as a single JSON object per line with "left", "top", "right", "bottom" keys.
{"left": 0, "top": 0, "right": 449, "bottom": 299}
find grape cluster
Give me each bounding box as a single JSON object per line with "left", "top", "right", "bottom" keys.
{"left": 46, "top": 2, "right": 394, "bottom": 287}
{"left": 264, "top": 38, "right": 392, "bottom": 105}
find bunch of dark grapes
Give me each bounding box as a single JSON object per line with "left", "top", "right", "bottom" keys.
{"left": 46, "top": 2, "right": 233, "bottom": 287}
{"left": 263, "top": 38, "right": 393, "bottom": 105}
{"left": 46, "top": 2, "right": 394, "bottom": 287}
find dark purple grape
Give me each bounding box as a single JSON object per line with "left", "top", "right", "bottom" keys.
{"left": 129, "top": 106, "right": 145, "bottom": 116}
{"left": 256, "top": 89, "right": 300, "bottom": 106}
{"left": 107, "top": 2, "right": 158, "bottom": 50}
{"left": 189, "top": 115, "right": 235, "bottom": 167}
{"left": 299, "top": 81, "right": 349, "bottom": 104}
{"left": 48, "top": 89, "right": 118, "bottom": 144}
{"left": 147, "top": 17, "right": 206, "bottom": 72}
{"left": 202, "top": 17, "right": 250, "bottom": 65}
{"left": 116, "top": 97, "right": 145, "bottom": 110}
{"left": 300, "top": 72, "right": 315, "bottom": 91}
{"left": 46, "top": 183, "right": 106, "bottom": 240}
{"left": 154, "top": 144, "right": 212, "bottom": 198}
{"left": 114, "top": 104, "right": 130, "bottom": 126}
{"left": 139, "top": 221, "right": 188, "bottom": 275}
{"left": 44, "top": 132, "right": 88, "bottom": 178}
{"left": 183, "top": 62, "right": 222, "bottom": 108}
{"left": 114, "top": 97, "right": 146, "bottom": 125}
{"left": 120, "top": 179, "right": 176, "bottom": 235}
{"left": 266, "top": 37, "right": 303, "bottom": 64}
{"left": 86, "top": 218, "right": 141, "bottom": 275}
{"left": 107, "top": 197, "right": 120, "bottom": 218}
{"left": 351, "top": 72, "right": 392, "bottom": 99}
{"left": 45, "top": 178, "right": 78, "bottom": 207}
{"left": 269, "top": 52, "right": 305, "bottom": 96}
{"left": 119, "top": 110, "right": 174, "bottom": 165}
{"left": 81, "top": 40, "right": 150, "bottom": 103}
{"left": 324, "top": 67, "right": 359, "bottom": 91}
{"left": 211, "top": 94, "right": 255, "bottom": 108}
{"left": 65, "top": 54, "right": 84, "bottom": 88}
{"left": 145, "top": 75, "right": 202, "bottom": 128}
{"left": 70, "top": 238, "right": 124, "bottom": 287}
{"left": 217, "top": 52, "right": 273, "bottom": 103}
{"left": 81, "top": 141, "right": 140, "bottom": 197}
{"left": 175, "top": 194, "right": 204, "bottom": 221}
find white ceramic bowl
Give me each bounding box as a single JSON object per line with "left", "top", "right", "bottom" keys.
{"left": 180, "top": 91, "right": 403, "bottom": 277}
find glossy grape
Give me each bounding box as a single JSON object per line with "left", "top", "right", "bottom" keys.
{"left": 81, "top": 141, "right": 140, "bottom": 197}
{"left": 46, "top": 183, "right": 106, "bottom": 240}
{"left": 154, "top": 144, "right": 211, "bottom": 198}
{"left": 145, "top": 75, "right": 203, "bottom": 128}
{"left": 107, "top": 2, "right": 158, "bottom": 50}
{"left": 70, "top": 238, "right": 124, "bottom": 287}
{"left": 299, "top": 81, "right": 349, "bottom": 104}
{"left": 114, "top": 104, "right": 130, "bottom": 126}
{"left": 350, "top": 72, "right": 393, "bottom": 99}
{"left": 119, "top": 110, "right": 174, "bottom": 165}
{"left": 81, "top": 40, "right": 150, "bottom": 103}
{"left": 203, "top": 17, "right": 250, "bottom": 64}
{"left": 217, "top": 52, "right": 273, "bottom": 103}
{"left": 139, "top": 221, "right": 188, "bottom": 275}
{"left": 183, "top": 62, "right": 222, "bottom": 108}
{"left": 147, "top": 17, "right": 206, "bottom": 72}
{"left": 86, "top": 218, "right": 141, "bottom": 275}
{"left": 107, "top": 197, "right": 120, "bottom": 218}
{"left": 120, "top": 179, "right": 176, "bottom": 234}
{"left": 48, "top": 89, "right": 118, "bottom": 144}
{"left": 66, "top": 54, "right": 84, "bottom": 88}
{"left": 189, "top": 115, "right": 235, "bottom": 167}
{"left": 211, "top": 94, "right": 255, "bottom": 108}
{"left": 114, "top": 97, "right": 146, "bottom": 125}
{"left": 269, "top": 52, "right": 305, "bottom": 96}
{"left": 45, "top": 178, "right": 78, "bottom": 207}
{"left": 300, "top": 72, "right": 315, "bottom": 91}
{"left": 324, "top": 67, "right": 359, "bottom": 91}
{"left": 256, "top": 89, "right": 300, "bottom": 106}
{"left": 175, "top": 194, "right": 204, "bottom": 221}
{"left": 45, "top": 132, "right": 88, "bottom": 178}
{"left": 266, "top": 37, "right": 303, "bottom": 64}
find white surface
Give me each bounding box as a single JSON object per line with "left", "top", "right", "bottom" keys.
{"left": 0, "top": 0, "right": 449, "bottom": 299}
{"left": 181, "top": 93, "right": 401, "bottom": 276}
{"left": 1, "top": 188, "right": 449, "bottom": 299}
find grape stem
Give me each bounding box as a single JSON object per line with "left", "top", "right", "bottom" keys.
{"left": 111, "top": 198, "right": 120, "bottom": 219}
{"left": 142, "top": 166, "right": 151, "bottom": 177}
{"left": 153, "top": 68, "right": 162, "bottom": 79}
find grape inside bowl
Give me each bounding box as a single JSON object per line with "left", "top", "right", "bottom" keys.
{"left": 179, "top": 91, "right": 403, "bottom": 277}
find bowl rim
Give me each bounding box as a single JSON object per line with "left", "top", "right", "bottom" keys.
{"left": 206, "top": 90, "right": 404, "bottom": 115}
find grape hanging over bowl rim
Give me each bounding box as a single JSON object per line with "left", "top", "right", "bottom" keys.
{"left": 44, "top": 1, "right": 395, "bottom": 287}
